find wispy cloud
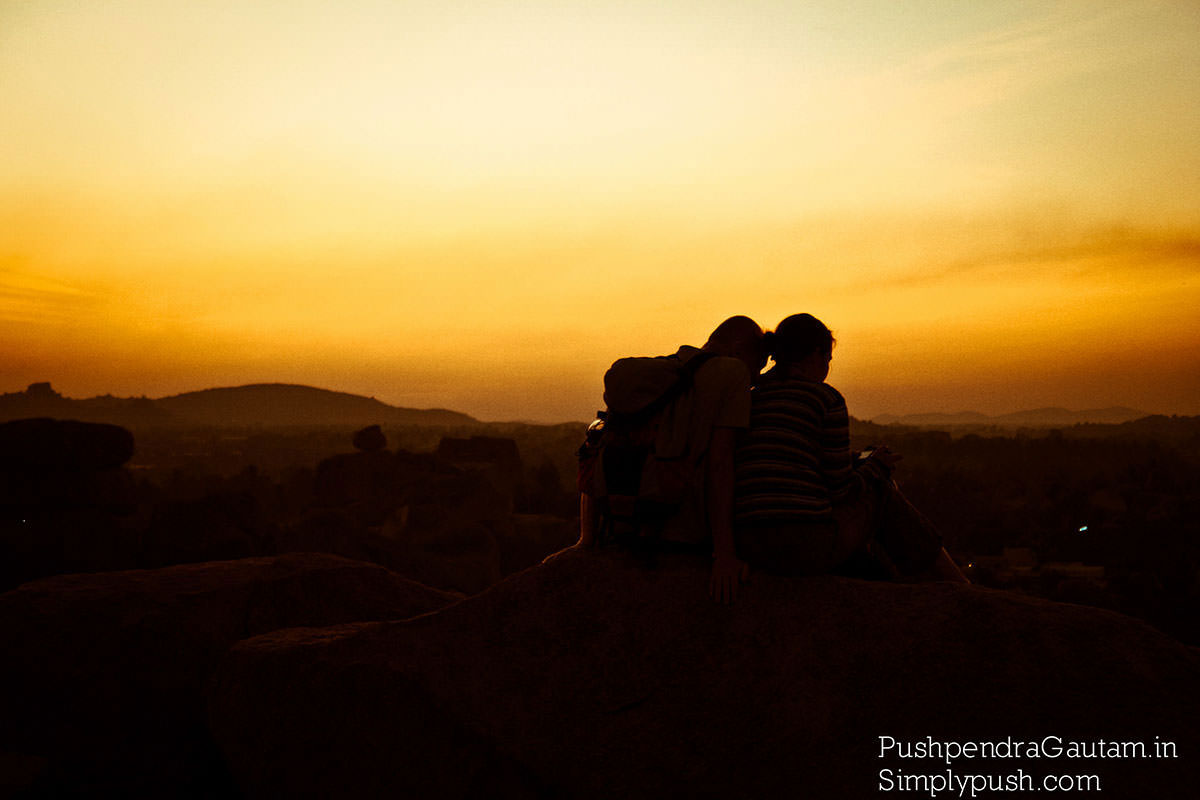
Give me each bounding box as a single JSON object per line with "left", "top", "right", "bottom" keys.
{"left": 891, "top": 1, "right": 1145, "bottom": 113}
{"left": 873, "top": 232, "right": 1200, "bottom": 291}
{"left": 0, "top": 266, "right": 97, "bottom": 323}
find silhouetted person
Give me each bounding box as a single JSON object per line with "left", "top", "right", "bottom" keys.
{"left": 735, "top": 314, "right": 967, "bottom": 582}
{"left": 578, "top": 316, "right": 768, "bottom": 603}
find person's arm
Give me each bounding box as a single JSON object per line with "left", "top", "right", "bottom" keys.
{"left": 819, "top": 386, "right": 896, "bottom": 501}
{"left": 576, "top": 492, "right": 598, "bottom": 548}
{"left": 708, "top": 426, "right": 749, "bottom": 604}
{"left": 860, "top": 445, "right": 901, "bottom": 478}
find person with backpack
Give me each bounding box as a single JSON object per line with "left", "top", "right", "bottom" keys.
{"left": 577, "top": 316, "right": 768, "bottom": 604}
{"left": 734, "top": 313, "right": 967, "bottom": 582}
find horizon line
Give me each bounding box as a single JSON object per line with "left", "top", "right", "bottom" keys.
{"left": 4, "top": 380, "right": 1188, "bottom": 427}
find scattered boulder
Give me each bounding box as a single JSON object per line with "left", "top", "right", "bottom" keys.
{"left": 436, "top": 436, "right": 522, "bottom": 510}
{"left": 435, "top": 435, "right": 521, "bottom": 471}
{"left": 313, "top": 449, "right": 399, "bottom": 520}
{"left": 311, "top": 448, "right": 470, "bottom": 525}
{"left": 0, "top": 419, "right": 137, "bottom": 514}
{"left": 138, "top": 490, "right": 271, "bottom": 568}
{"left": 275, "top": 508, "right": 380, "bottom": 564}
{"left": 353, "top": 424, "right": 387, "bottom": 453}
{"left": 379, "top": 469, "right": 511, "bottom": 594}
{"left": 24, "top": 381, "right": 59, "bottom": 399}
{"left": 0, "top": 461, "right": 137, "bottom": 516}
{"left": 383, "top": 518, "right": 503, "bottom": 595}
{"left": 210, "top": 548, "right": 1199, "bottom": 799}
{"left": 279, "top": 503, "right": 507, "bottom": 596}
{"left": 0, "top": 417, "right": 134, "bottom": 471}
{"left": 0, "top": 418, "right": 140, "bottom": 589}
{"left": 301, "top": 451, "right": 508, "bottom": 593}
{"left": 0, "top": 552, "right": 460, "bottom": 797}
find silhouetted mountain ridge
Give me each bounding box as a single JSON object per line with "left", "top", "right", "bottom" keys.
{"left": 872, "top": 406, "right": 1148, "bottom": 428}
{"left": 157, "top": 383, "right": 475, "bottom": 426}
{"left": 0, "top": 382, "right": 476, "bottom": 427}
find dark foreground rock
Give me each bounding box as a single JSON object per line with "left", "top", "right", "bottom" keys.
{"left": 0, "top": 417, "right": 134, "bottom": 471}
{"left": 0, "top": 418, "right": 141, "bottom": 591}
{"left": 496, "top": 513, "right": 577, "bottom": 576}
{"left": 209, "top": 548, "right": 1199, "bottom": 799}
{"left": 0, "top": 552, "right": 460, "bottom": 797}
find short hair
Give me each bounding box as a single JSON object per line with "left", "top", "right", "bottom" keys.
{"left": 770, "top": 314, "right": 834, "bottom": 364}
{"left": 705, "top": 315, "right": 763, "bottom": 349}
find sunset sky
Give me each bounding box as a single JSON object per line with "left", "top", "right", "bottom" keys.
{"left": 3, "top": 0, "right": 1198, "bottom": 422}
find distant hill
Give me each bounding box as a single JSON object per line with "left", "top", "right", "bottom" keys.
{"left": 871, "top": 406, "right": 1148, "bottom": 428}
{"left": 156, "top": 384, "right": 476, "bottom": 426}
{"left": 869, "top": 411, "right": 990, "bottom": 427}
{"left": 0, "top": 382, "right": 477, "bottom": 428}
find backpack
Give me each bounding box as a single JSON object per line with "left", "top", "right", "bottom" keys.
{"left": 577, "top": 349, "right": 716, "bottom": 550}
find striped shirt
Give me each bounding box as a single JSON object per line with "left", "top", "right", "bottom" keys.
{"left": 735, "top": 372, "right": 885, "bottom": 525}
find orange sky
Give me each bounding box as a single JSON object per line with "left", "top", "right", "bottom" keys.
{"left": 2, "top": 1, "right": 1198, "bottom": 421}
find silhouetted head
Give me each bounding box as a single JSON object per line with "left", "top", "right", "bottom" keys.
{"left": 703, "top": 315, "right": 768, "bottom": 375}
{"left": 770, "top": 314, "right": 835, "bottom": 380}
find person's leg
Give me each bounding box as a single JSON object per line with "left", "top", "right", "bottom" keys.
{"left": 928, "top": 547, "right": 969, "bottom": 582}
{"left": 877, "top": 481, "right": 969, "bottom": 583}
{"left": 830, "top": 479, "right": 896, "bottom": 579}
{"left": 830, "top": 497, "right": 875, "bottom": 565}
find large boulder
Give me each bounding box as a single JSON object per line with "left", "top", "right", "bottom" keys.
{"left": 0, "top": 419, "right": 140, "bottom": 590}
{"left": 312, "top": 449, "right": 402, "bottom": 522}
{"left": 0, "top": 553, "right": 460, "bottom": 797}
{"left": 304, "top": 448, "right": 513, "bottom": 594}
{"left": 0, "top": 417, "right": 134, "bottom": 471}
{"left": 386, "top": 520, "right": 503, "bottom": 595}
{"left": 0, "top": 463, "right": 136, "bottom": 513}
{"left": 278, "top": 507, "right": 504, "bottom": 595}
{"left": 276, "top": 508, "right": 382, "bottom": 564}
{"left": 353, "top": 424, "right": 388, "bottom": 453}
{"left": 436, "top": 435, "right": 522, "bottom": 510}
{"left": 0, "top": 418, "right": 137, "bottom": 521}
{"left": 209, "top": 548, "right": 1199, "bottom": 799}
{"left": 312, "top": 449, "right": 501, "bottom": 526}
{"left": 138, "top": 490, "right": 272, "bottom": 568}
{"left": 0, "top": 511, "right": 143, "bottom": 592}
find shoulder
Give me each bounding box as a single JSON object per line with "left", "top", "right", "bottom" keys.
{"left": 690, "top": 354, "right": 752, "bottom": 427}
{"left": 804, "top": 383, "right": 847, "bottom": 418}
{"left": 696, "top": 355, "right": 751, "bottom": 388}
{"left": 677, "top": 346, "right": 750, "bottom": 392}
{"left": 751, "top": 378, "right": 845, "bottom": 415}
{"left": 753, "top": 373, "right": 838, "bottom": 399}
{"left": 818, "top": 383, "right": 846, "bottom": 407}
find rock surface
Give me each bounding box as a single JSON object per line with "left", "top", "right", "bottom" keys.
{"left": 209, "top": 548, "right": 1199, "bottom": 799}
{"left": 496, "top": 513, "right": 577, "bottom": 576}
{"left": 353, "top": 423, "right": 388, "bottom": 453}
{"left": 0, "top": 418, "right": 140, "bottom": 590}
{"left": 0, "top": 417, "right": 135, "bottom": 471}
{"left": 0, "top": 552, "right": 460, "bottom": 797}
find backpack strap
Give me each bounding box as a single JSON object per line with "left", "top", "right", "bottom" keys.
{"left": 613, "top": 349, "right": 718, "bottom": 428}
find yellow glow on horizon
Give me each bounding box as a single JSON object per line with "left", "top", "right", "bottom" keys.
{"left": 2, "top": 1, "right": 1198, "bottom": 420}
